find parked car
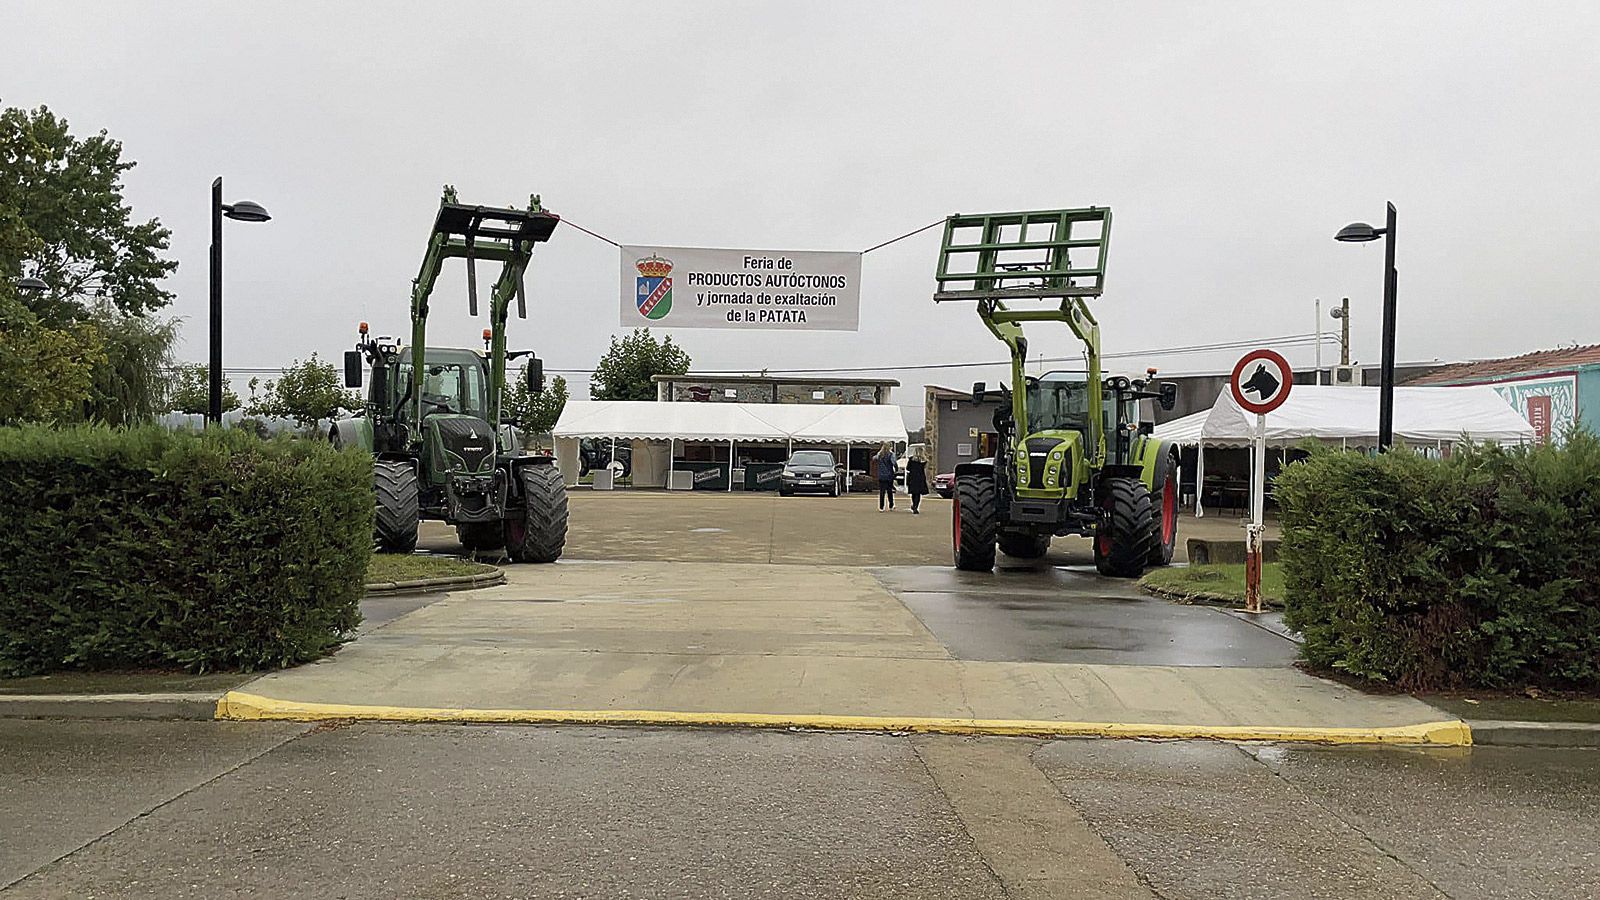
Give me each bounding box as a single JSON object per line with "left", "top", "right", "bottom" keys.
{"left": 779, "top": 450, "right": 842, "bottom": 497}
{"left": 933, "top": 471, "right": 955, "bottom": 499}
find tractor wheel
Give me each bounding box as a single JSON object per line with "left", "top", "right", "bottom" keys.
{"left": 456, "top": 522, "right": 505, "bottom": 552}
{"left": 953, "top": 475, "right": 998, "bottom": 572}
{"left": 506, "top": 464, "right": 568, "bottom": 563}
{"left": 1147, "top": 454, "right": 1180, "bottom": 567}
{"left": 1094, "top": 476, "right": 1156, "bottom": 578}
{"left": 999, "top": 531, "right": 1051, "bottom": 559}
{"left": 373, "top": 460, "right": 419, "bottom": 554}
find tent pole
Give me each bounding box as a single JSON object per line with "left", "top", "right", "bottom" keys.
{"left": 728, "top": 438, "right": 735, "bottom": 493}
{"left": 1195, "top": 442, "right": 1205, "bottom": 518}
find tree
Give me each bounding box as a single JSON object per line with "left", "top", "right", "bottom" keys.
{"left": 0, "top": 104, "right": 178, "bottom": 326}
{"left": 590, "top": 329, "right": 691, "bottom": 401}
{"left": 0, "top": 289, "right": 103, "bottom": 425}
{"left": 168, "top": 363, "right": 240, "bottom": 415}
{"left": 249, "top": 354, "right": 356, "bottom": 429}
{"left": 81, "top": 305, "right": 178, "bottom": 425}
{"left": 505, "top": 371, "right": 569, "bottom": 436}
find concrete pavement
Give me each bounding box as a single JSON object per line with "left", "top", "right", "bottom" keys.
{"left": 226, "top": 559, "right": 1459, "bottom": 742}
{"left": 4, "top": 720, "right": 1595, "bottom": 898}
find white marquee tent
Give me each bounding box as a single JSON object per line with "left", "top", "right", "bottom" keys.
{"left": 553, "top": 400, "right": 908, "bottom": 444}
{"left": 1153, "top": 385, "right": 1535, "bottom": 516}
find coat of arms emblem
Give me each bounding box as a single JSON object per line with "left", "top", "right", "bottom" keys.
{"left": 635, "top": 254, "right": 673, "bottom": 320}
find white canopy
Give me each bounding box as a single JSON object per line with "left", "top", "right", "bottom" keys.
{"left": 1155, "top": 385, "right": 1535, "bottom": 449}
{"left": 553, "top": 400, "right": 908, "bottom": 444}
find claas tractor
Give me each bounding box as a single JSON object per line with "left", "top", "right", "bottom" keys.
{"left": 331, "top": 187, "right": 568, "bottom": 562}
{"left": 933, "top": 207, "right": 1180, "bottom": 577}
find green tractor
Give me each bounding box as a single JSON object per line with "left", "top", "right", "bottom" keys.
{"left": 332, "top": 187, "right": 568, "bottom": 562}
{"left": 934, "top": 207, "right": 1180, "bottom": 577}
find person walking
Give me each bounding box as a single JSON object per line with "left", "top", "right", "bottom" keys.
{"left": 874, "top": 442, "right": 897, "bottom": 511}
{"left": 905, "top": 446, "right": 929, "bottom": 514}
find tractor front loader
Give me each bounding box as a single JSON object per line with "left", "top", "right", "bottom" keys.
{"left": 934, "top": 207, "right": 1180, "bottom": 577}
{"left": 332, "top": 186, "right": 568, "bottom": 563}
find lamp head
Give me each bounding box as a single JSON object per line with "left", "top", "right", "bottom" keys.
{"left": 1335, "top": 222, "right": 1382, "bottom": 243}
{"left": 222, "top": 200, "right": 272, "bottom": 223}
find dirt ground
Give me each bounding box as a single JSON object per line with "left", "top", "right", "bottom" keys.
{"left": 419, "top": 489, "right": 1278, "bottom": 568}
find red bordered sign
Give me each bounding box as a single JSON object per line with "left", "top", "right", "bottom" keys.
{"left": 1230, "top": 349, "right": 1293, "bottom": 415}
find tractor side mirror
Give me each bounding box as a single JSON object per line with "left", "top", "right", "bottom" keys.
{"left": 343, "top": 350, "right": 364, "bottom": 388}
{"left": 971, "top": 382, "right": 986, "bottom": 405}
{"left": 526, "top": 356, "right": 544, "bottom": 394}
{"left": 1158, "top": 382, "right": 1177, "bottom": 411}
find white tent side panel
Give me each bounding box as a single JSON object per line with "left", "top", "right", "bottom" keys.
{"left": 552, "top": 400, "right": 908, "bottom": 444}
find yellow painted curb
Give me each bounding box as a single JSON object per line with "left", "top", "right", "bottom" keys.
{"left": 215, "top": 691, "right": 1472, "bottom": 746}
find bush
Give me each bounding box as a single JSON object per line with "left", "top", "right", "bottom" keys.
{"left": 1277, "top": 432, "right": 1600, "bottom": 690}
{"left": 0, "top": 425, "right": 372, "bottom": 676}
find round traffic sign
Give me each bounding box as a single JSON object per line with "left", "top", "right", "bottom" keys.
{"left": 1230, "top": 349, "right": 1294, "bottom": 415}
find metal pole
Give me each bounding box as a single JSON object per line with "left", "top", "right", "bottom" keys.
{"left": 728, "top": 439, "right": 734, "bottom": 492}
{"left": 1339, "top": 297, "right": 1351, "bottom": 365}
{"left": 1315, "top": 298, "right": 1322, "bottom": 385}
{"left": 1245, "top": 413, "right": 1266, "bottom": 614}
{"left": 208, "top": 177, "right": 223, "bottom": 425}
{"left": 1379, "top": 202, "right": 1398, "bottom": 451}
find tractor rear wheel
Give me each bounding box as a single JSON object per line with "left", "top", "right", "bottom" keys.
{"left": 998, "top": 531, "right": 1051, "bottom": 559}
{"left": 373, "top": 460, "right": 419, "bottom": 554}
{"left": 953, "top": 475, "right": 998, "bottom": 571}
{"left": 456, "top": 522, "right": 505, "bottom": 552}
{"left": 506, "top": 464, "right": 568, "bottom": 563}
{"left": 1147, "top": 454, "right": 1180, "bottom": 567}
{"left": 1094, "top": 476, "right": 1155, "bottom": 578}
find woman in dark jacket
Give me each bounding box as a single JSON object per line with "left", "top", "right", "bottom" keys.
{"left": 874, "top": 443, "right": 897, "bottom": 511}
{"left": 905, "top": 447, "right": 929, "bottom": 514}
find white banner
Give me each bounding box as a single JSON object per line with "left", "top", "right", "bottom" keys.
{"left": 619, "top": 245, "right": 861, "bottom": 331}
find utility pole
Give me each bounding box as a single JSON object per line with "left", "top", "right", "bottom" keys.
{"left": 1338, "top": 296, "right": 1350, "bottom": 365}
{"left": 1315, "top": 298, "right": 1322, "bottom": 384}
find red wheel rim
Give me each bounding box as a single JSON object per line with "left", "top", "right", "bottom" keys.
{"left": 1161, "top": 474, "right": 1177, "bottom": 545}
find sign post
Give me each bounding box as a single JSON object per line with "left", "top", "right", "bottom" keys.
{"left": 1229, "top": 349, "right": 1293, "bottom": 614}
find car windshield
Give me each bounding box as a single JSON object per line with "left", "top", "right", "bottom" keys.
{"left": 789, "top": 451, "right": 835, "bottom": 468}
{"left": 1025, "top": 371, "right": 1091, "bottom": 434}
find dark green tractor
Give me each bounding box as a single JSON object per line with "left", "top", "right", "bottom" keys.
{"left": 934, "top": 207, "right": 1181, "bottom": 577}
{"left": 332, "top": 187, "right": 568, "bottom": 562}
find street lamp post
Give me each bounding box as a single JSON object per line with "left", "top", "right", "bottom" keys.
{"left": 1335, "top": 202, "right": 1397, "bottom": 450}
{"left": 209, "top": 177, "right": 272, "bottom": 424}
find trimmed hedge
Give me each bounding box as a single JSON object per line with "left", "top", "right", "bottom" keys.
{"left": 0, "top": 426, "right": 371, "bottom": 676}
{"left": 1277, "top": 432, "right": 1600, "bottom": 690}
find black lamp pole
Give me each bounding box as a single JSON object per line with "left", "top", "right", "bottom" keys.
{"left": 1335, "top": 201, "right": 1398, "bottom": 451}
{"left": 209, "top": 177, "right": 224, "bottom": 424}
{"left": 208, "top": 177, "right": 271, "bottom": 424}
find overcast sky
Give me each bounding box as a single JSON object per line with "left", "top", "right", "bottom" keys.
{"left": 4, "top": 2, "right": 1597, "bottom": 426}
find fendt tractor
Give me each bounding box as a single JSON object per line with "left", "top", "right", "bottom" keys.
{"left": 332, "top": 187, "right": 568, "bottom": 563}
{"left": 934, "top": 207, "right": 1180, "bottom": 578}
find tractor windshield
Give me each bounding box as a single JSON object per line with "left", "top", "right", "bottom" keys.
{"left": 399, "top": 360, "right": 488, "bottom": 421}
{"left": 1025, "top": 371, "right": 1091, "bottom": 435}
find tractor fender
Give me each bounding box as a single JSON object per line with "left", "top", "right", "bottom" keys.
{"left": 1131, "top": 435, "right": 1178, "bottom": 491}
{"left": 329, "top": 417, "right": 374, "bottom": 452}
{"left": 954, "top": 458, "right": 996, "bottom": 480}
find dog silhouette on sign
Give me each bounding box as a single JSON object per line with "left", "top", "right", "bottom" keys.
{"left": 1242, "top": 363, "right": 1281, "bottom": 400}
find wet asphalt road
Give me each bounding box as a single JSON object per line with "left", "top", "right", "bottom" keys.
{"left": 3, "top": 720, "right": 1596, "bottom": 899}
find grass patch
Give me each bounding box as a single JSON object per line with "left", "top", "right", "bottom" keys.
{"left": 366, "top": 554, "right": 497, "bottom": 584}
{"left": 1141, "top": 562, "right": 1285, "bottom": 605}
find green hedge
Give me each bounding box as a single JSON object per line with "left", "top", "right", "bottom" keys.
{"left": 1276, "top": 432, "right": 1600, "bottom": 690}
{"left": 0, "top": 426, "right": 371, "bottom": 676}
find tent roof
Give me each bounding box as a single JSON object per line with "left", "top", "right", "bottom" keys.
{"left": 1154, "top": 385, "right": 1535, "bottom": 448}
{"left": 553, "top": 401, "right": 908, "bottom": 444}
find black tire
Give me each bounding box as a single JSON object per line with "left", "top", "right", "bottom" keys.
{"left": 456, "top": 522, "right": 505, "bottom": 552}
{"left": 1147, "top": 452, "right": 1180, "bottom": 567}
{"left": 780, "top": 487, "right": 793, "bottom": 497}
{"left": 1094, "top": 476, "right": 1155, "bottom": 578}
{"left": 506, "top": 464, "right": 568, "bottom": 563}
{"left": 373, "top": 460, "right": 419, "bottom": 554}
{"left": 999, "top": 531, "right": 1051, "bottom": 559}
{"left": 953, "top": 474, "right": 998, "bottom": 571}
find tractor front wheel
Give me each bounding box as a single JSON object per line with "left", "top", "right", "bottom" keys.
{"left": 1094, "top": 476, "right": 1155, "bottom": 578}
{"left": 998, "top": 531, "right": 1051, "bottom": 559}
{"left": 1147, "top": 455, "right": 1180, "bottom": 567}
{"left": 953, "top": 475, "right": 998, "bottom": 571}
{"left": 506, "top": 464, "right": 569, "bottom": 563}
{"left": 373, "top": 460, "right": 420, "bottom": 554}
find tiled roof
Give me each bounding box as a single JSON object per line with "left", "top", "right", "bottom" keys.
{"left": 1407, "top": 344, "right": 1600, "bottom": 385}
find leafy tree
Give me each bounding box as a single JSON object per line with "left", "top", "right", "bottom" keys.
{"left": 0, "top": 289, "right": 103, "bottom": 425}
{"left": 505, "top": 371, "right": 569, "bottom": 435}
{"left": 590, "top": 329, "right": 691, "bottom": 401}
{"left": 249, "top": 353, "right": 356, "bottom": 429}
{"left": 168, "top": 362, "right": 240, "bottom": 415}
{"left": 81, "top": 305, "right": 178, "bottom": 425}
{"left": 0, "top": 103, "right": 178, "bottom": 326}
